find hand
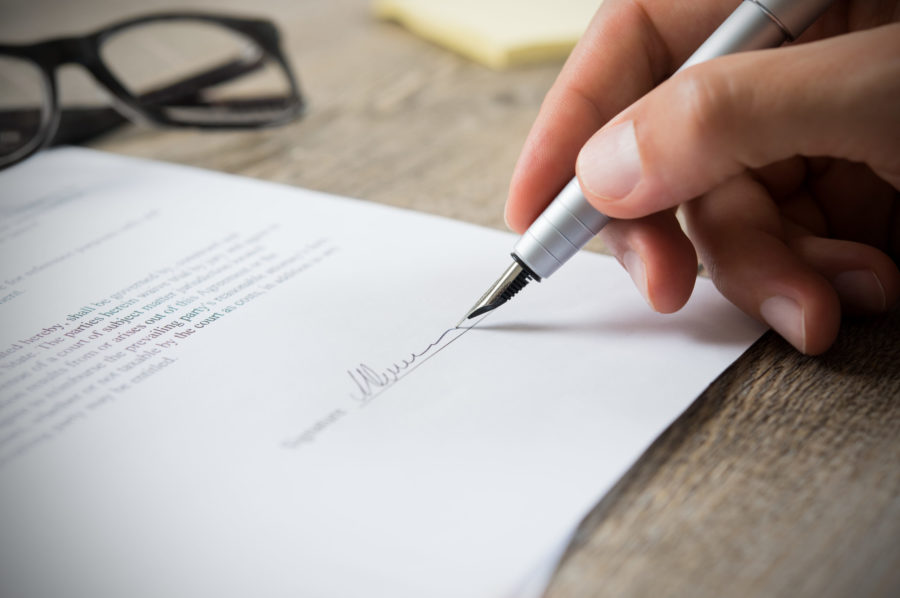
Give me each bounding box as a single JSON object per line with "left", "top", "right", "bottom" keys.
{"left": 505, "top": 0, "right": 900, "bottom": 354}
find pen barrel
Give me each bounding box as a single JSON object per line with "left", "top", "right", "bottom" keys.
{"left": 679, "top": 0, "right": 835, "bottom": 71}
{"left": 754, "top": 0, "right": 836, "bottom": 40}
{"left": 679, "top": 2, "right": 785, "bottom": 71}
{"left": 514, "top": 178, "right": 610, "bottom": 280}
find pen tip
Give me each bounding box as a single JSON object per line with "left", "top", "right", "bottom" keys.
{"left": 455, "top": 303, "right": 500, "bottom": 328}
{"left": 457, "top": 260, "right": 534, "bottom": 327}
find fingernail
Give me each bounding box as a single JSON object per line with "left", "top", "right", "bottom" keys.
{"left": 831, "top": 270, "right": 886, "bottom": 312}
{"left": 623, "top": 250, "right": 653, "bottom": 309}
{"left": 760, "top": 296, "right": 806, "bottom": 352}
{"left": 577, "top": 121, "right": 642, "bottom": 201}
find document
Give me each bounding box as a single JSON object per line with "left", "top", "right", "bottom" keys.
{"left": 0, "top": 148, "right": 764, "bottom": 598}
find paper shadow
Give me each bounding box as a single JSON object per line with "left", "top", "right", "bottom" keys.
{"left": 474, "top": 299, "right": 762, "bottom": 346}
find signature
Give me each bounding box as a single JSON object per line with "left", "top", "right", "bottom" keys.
{"left": 346, "top": 326, "right": 468, "bottom": 403}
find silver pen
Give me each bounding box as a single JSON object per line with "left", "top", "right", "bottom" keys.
{"left": 459, "top": 0, "right": 835, "bottom": 325}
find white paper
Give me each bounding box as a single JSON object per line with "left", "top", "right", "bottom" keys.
{"left": 0, "top": 148, "right": 764, "bottom": 598}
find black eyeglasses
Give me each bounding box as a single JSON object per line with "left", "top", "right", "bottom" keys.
{"left": 0, "top": 12, "right": 306, "bottom": 170}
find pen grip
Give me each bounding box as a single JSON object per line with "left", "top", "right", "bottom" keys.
{"left": 513, "top": 178, "right": 610, "bottom": 279}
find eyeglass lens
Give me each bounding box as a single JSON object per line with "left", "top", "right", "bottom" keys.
{"left": 100, "top": 20, "right": 295, "bottom": 124}
{"left": 0, "top": 55, "right": 49, "bottom": 163}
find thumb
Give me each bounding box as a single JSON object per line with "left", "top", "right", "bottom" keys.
{"left": 574, "top": 24, "right": 900, "bottom": 219}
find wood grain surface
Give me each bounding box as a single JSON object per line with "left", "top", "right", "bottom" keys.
{"left": 5, "top": 0, "right": 898, "bottom": 596}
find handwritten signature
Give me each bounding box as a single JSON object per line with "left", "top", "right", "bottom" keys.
{"left": 346, "top": 326, "right": 466, "bottom": 403}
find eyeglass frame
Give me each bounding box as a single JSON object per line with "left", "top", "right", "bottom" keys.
{"left": 0, "top": 12, "right": 306, "bottom": 169}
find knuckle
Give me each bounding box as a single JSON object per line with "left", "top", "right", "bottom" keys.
{"left": 670, "top": 65, "right": 738, "bottom": 155}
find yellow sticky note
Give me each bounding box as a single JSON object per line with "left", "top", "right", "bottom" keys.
{"left": 373, "top": 0, "right": 602, "bottom": 69}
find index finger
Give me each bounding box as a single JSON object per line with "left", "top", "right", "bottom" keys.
{"left": 505, "top": 0, "right": 740, "bottom": 233}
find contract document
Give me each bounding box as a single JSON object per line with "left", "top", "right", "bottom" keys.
{"left": 0, "top": 148, "right": 764, "bottom": 598}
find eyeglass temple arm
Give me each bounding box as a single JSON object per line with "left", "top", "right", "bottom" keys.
{"left": 138, "top": 47, "right": 267, "bottom": 106}
{"left": 0, "top": 51, "right": 269, "bottom": 147}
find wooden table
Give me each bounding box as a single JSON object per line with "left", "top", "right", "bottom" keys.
{"left": 6, "top": 1, "right": 898, "bottom": 595}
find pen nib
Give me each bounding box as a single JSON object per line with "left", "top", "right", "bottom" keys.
{"left": 456, "top": 260, "right": 535, "bottom": 327}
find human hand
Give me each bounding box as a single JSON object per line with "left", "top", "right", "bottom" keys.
{"left": 505, "top": 0, "right": 900, "bottom": 354}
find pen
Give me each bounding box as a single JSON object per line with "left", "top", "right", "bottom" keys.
{"left": 459, "top": 0, "right": 835, "bottom": 325}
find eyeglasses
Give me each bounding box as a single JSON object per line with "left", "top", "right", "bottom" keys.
{"left": 0, "top": 12, "right": 306, "bottom": 170}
